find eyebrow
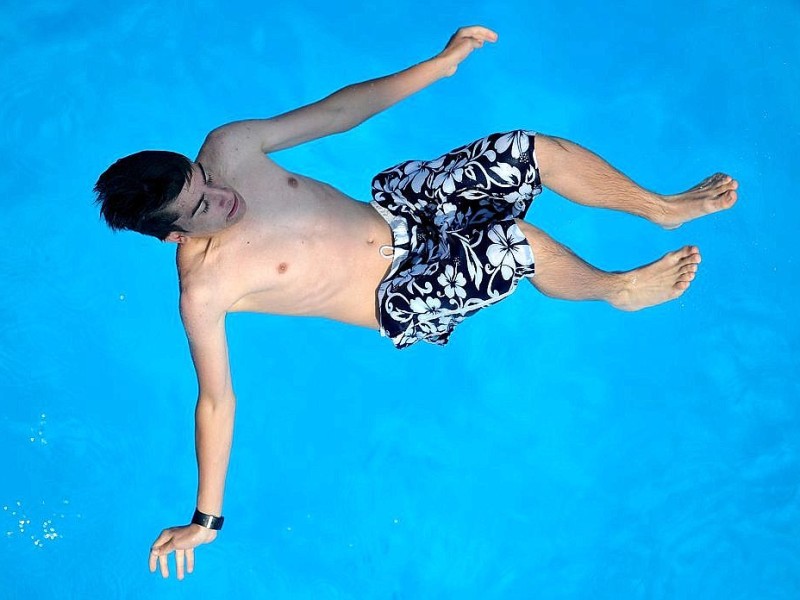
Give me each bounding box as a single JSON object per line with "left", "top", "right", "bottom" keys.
{"left": 190, "top": 163, "right": 208, "bottom": 218}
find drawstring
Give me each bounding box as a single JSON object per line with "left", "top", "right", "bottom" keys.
{"left": 379, "top": 244, "right": 394, "bottom": 259}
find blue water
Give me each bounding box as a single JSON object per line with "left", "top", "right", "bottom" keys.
{"left": 2, "top": 1, "right": 799, "bottom": 598}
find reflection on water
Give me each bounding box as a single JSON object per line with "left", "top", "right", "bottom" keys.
{"left": 3, "top": 498, "right": 72, "bottom": 548}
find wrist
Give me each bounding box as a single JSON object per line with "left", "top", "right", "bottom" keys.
{"left": 189, "top": 522, "right": 219, "bottom": 541}
{"left": 191, "top": 508, "right": 225, "bottom": 531}
{"left": 428, "top": 55, "right": 454, "bottom": 78}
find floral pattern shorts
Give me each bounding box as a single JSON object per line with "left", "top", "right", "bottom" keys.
{"left": 371, "top": 130, "right": 542, "bottom": 349}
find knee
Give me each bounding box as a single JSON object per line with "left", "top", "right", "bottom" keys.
{"left": 536, "top": 133, "right": 568, "bottom": 151}
{"left": 534, "top": 134, "right": 570, "bottom": 182}
{"left": 516, "top": 219, "right": 574, "bottom": 261}
{"left": 515, "top": 219, "right": 553, "bottom": 257}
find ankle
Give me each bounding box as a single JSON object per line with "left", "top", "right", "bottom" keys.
{"left": 643, "top": 193, "right": 672, "bottom": 226}
{"left": 606, "top": 272, "right": 636, "bottom": 311}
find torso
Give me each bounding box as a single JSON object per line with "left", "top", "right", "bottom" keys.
{"left": 177, "top": 148, "right": 393, "bottom": 329}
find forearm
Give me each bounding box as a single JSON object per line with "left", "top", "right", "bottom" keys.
{"left": 328, "top": 56, "right": 450, "bottom": 131}
{"left": 194, "top": 396, "right": 236, "bottom": 516}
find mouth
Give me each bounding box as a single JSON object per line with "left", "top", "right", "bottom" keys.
{"left": 227, "top": 193, "right": 239, "bottom": 220}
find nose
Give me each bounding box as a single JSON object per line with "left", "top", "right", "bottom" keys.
{"left": 213, "top": 188, "right": 229, "bottom": 208}
{"left": 217, "top": 189, "right": 234, "bottom": 212}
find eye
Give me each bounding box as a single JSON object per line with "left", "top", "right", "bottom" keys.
{"left": 201, "top": 202, "right": 210, "bottom": 214}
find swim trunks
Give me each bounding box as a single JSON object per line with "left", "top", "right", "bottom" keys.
{"left": 371, "top": 130, "right": 542, "bottom": 349}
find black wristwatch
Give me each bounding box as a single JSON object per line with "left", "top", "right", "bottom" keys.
{"left": 192, "top": 508, "right": 225, "bottom": 530}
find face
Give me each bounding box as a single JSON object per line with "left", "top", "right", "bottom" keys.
{"left": 167, "top": 162, "right": 246, "bottom": 241}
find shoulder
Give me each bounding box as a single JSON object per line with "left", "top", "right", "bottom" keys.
{"left": 177, "top": 258, "right": 228, "bottom": 332}
{"left": 180, "top": 281, "right": 219, "bottom": 323}
{"left": 197, "top": 126, "right": 281, "bottom": 177}
{"left": 196, "top": 128, "right": 238, "bottom": 173}
{"left": 198, "top": 123, "right": 263, "bottom": 162}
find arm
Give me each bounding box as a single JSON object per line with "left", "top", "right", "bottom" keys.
{"left": 149, "top": 291, "right": 234, "bottom": 580}
{"left": 204, "top": 26, "right": 498, "bottom": 154}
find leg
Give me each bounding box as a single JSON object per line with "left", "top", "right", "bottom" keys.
{"left": 534, "top": 135, "right": 738, "bottom": 228}
{"left": 516, "top": 220, "right": 701, "bottom": 310}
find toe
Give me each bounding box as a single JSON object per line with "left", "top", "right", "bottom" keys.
{"left": 679, "top": 263, "right": 698, "bottom": 274}
{"left": 721, "top": 176, "right": 739, "bottom": 190}
{"left": 682, "top": 245, "right": 701, "bottom": 260}
{"left": 713, "top": 173, "right": 728, "bottom": 185}
{"left": 717, "top": 176, "right": 739, "bottom": 196}
{"left": 670, "top": 246, "right": 697, "bottom": 264}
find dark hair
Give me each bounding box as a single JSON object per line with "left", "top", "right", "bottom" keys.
{"left": 94, "top": 150, "right": 193, "bottom": 241}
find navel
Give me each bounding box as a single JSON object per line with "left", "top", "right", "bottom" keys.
{"left": 288, "top": 177, "right": 298, "bottom": 188}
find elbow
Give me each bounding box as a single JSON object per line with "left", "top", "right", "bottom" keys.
{"left": 329, "top": 105, "right": 357, "bottom": 134}
{"left": 325, "top": 90, "right": 360, "bottom": 133}
{"left": 197, "top": 392, "right": 236, "bottom": 411}
{"left": 196, "top": 395, "right": 236, "bottom": 428}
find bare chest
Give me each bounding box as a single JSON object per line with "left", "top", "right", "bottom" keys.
{"left": 185, "top": 173, "right": 392, "bottom": 323}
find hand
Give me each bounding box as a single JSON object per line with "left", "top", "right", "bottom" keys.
{"left": 437, "top": 26, "right": 499, "bottom": 77}
{"left": 149, "top": 523, "right": 218, "bottom": 580}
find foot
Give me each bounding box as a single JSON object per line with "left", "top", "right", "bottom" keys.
{"left": 654, "top": 173, "right": 738, "bottom": 229}
{"left": 610, "top": 246, "right": 702, "bottom": 311}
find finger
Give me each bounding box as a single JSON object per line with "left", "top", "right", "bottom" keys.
{"left": 150, "top": 536, "right": 171, "bottom": 574}
{"left": 150, "top": 529, "right": 173, "bottom": 548}
{"left": 176, "top": 549, "right": 185, "bottom": 581}
{"left": 159, "top": 553, "right": 169, "bottom": 578}
{"left": 149, "top": 547, "right": 159, "bottom": 573}
{"left": 473, "top": 27, "right": 498, "bottom": 42}
{"left": 457, "top": 25, "right": 498, "bottom": 42}
{"left": 155, "top": 539, "right": 173, "bottom": 578}
{"left": 187, "top": 548, "right": 195, "bottom": 574}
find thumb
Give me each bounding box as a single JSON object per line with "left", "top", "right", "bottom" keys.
{"left": 153, "top": 539, "right": 174, "bottom": 555}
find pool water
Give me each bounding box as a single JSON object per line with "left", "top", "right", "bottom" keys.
{"left": 2, "top": 1, "right": 799, "bottom": 598}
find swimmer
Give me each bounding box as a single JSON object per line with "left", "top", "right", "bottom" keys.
{"left": 94, "top": 26, "right": 737, "bottom": 579}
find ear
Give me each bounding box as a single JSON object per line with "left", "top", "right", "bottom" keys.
{"left": 165, "top": 232, "right": 187, "bottom": 244}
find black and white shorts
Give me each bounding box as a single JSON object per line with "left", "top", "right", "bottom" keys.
{"left": 371, "top": 130, "right": 542, "bottom": 349}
